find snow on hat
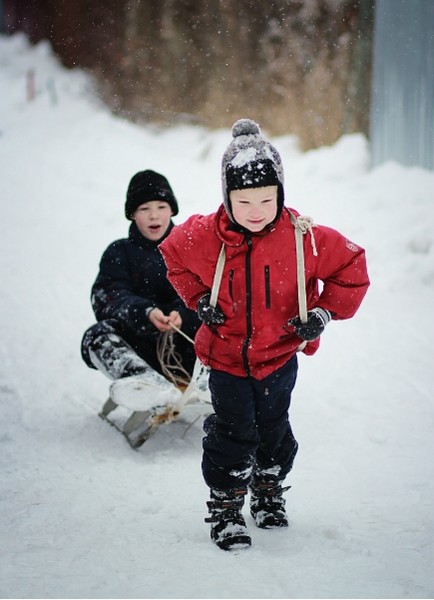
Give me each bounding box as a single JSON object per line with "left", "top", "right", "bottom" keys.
{"left": 221, "top": 119, "right": 285, "bottom": 223}
{"left": 125, "top": 169, "right": 179, "bottom": 220}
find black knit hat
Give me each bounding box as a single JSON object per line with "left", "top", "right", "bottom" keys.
{"left": 221, "top": 119, "right": 285, "bottom": 223}
{"left": 225, "top": 158, "right": 278, "bottom": 192}
{"left": 125, "top": 170, "right": 179, "bottom": 220}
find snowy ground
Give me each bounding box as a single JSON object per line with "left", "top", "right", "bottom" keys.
{"left": 1, "top": 33, "right": 433, "bottom": 599}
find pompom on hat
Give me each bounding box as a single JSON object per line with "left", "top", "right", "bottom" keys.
{"left": 221, "top": 119, "right": 285, "bottom": 223}
{"left": 125, "top": 169, "right": 179, "bottom": 220}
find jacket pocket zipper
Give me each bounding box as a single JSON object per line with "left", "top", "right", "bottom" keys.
{"left": 264, "top": 265, "right": 271, "bottom": 308}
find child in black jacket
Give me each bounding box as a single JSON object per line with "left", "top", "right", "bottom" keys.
{"left": 81, "top": 170, "right": 200, "bottom": 441}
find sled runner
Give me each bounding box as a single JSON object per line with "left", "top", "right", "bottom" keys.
{"left": 98, "top": 358, "right": 211, "bottom": 448}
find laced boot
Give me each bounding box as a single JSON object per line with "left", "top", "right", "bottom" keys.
{"left": 249, "top": 478, "right": 291, "bottom": 529}
{"left": 205, "top": 488, "right": 252, "bottom": 551}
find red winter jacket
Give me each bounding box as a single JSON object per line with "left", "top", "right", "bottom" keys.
{"left": 159, "top": 205, "right": 369, "bottom": 379}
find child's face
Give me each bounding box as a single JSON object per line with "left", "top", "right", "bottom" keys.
{"left": 132, "top": 200, "right": 173, "bottom": 241}
{"left": 229, "top": 186, "right": 278, "bottom": 232}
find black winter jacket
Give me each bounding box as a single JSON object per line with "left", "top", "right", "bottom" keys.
{"left": 91, "top": 221, "right": 197, "bottom": 340}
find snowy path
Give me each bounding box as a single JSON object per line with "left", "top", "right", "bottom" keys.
{"left": 1, "top": 34, "right": 433, "bottom": 599}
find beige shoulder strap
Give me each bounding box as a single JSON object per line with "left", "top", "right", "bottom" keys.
{"left": 294, "top": 225, "right": 308, "bottom": 324}
{"left": 209, "top": 244, "right": 226, "bottom": 308}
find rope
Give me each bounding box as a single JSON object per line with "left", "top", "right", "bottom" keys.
{"left": 295, "top": 215, "right": 318, "bottom": 257}
{"left": 210, "top": 244, "right": 226, "bottom": 308}
{"left": 157, "top": 242, "right": 226, "bottom": 382}
{"left": 167, "top": 321, "right": 195, "bottom": 344}
{"left": 294, "top": 225, "right": 308, "bottom": 325}
{"left": 156, "top": 329, "right": 192, "bottom": 389}
{"left": 153, "top": 324, "right": 208, "bottom": 429}
{"left": 290, "top": 213, "right": 318, "bottom": 352}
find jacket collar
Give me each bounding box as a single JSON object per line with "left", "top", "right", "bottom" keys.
{"left": 128, "top": 220, "right": 175, "bottom": 249}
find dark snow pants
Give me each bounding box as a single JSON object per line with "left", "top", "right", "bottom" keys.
{"left": 202, "top": 355, "right": 299, "bottom": 491}
{"left": 81, "top": 318, "right": 197, "bottom": 380}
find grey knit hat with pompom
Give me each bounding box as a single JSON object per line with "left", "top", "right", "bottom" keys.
{"left": 221, "top": 119, "right": 285, "bottom": 223}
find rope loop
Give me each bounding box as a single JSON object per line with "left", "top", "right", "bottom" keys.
{"left": 295, "top": 215, "right": 318, "bottom": 256}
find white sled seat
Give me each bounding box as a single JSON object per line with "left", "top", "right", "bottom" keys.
{"left": 109, "top": 373, "right": 182, "bottom": 412}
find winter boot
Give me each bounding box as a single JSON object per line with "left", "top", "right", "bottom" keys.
{"left": 205, "top": 488, "right": 252, "bottom": 551}
{"left": 249, "top": 478, "right": 291, "bottom": 529}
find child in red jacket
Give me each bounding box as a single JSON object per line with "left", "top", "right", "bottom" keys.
{"left": 159, "top": 119, "right": 369, "bottom": 551}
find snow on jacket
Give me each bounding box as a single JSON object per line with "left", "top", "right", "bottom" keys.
{"left": 91, "top": 221, "right": 197, "bottom": 340}
{"left": 159, "top": 205, "right": 370, "bottom": 379}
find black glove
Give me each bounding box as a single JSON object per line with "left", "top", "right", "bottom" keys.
{"left": 197, "top": 293, "right": 226, "bottom": 326}
{"left": 289, "top": 307, "right": 332, "bottom": 341}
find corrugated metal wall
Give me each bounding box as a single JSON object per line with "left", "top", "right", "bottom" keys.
{"left": 370, "top": 0, "right": 434, "bottom": 170}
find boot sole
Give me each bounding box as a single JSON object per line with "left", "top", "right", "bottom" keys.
{"left": 251, "top": 510, "right": 289, "bottom": 529}
{"left": 214, "top": 534, "right": 252, "bottom": 551}
{"left": 255, "top": 521, "right": 288, "bottom": 529}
